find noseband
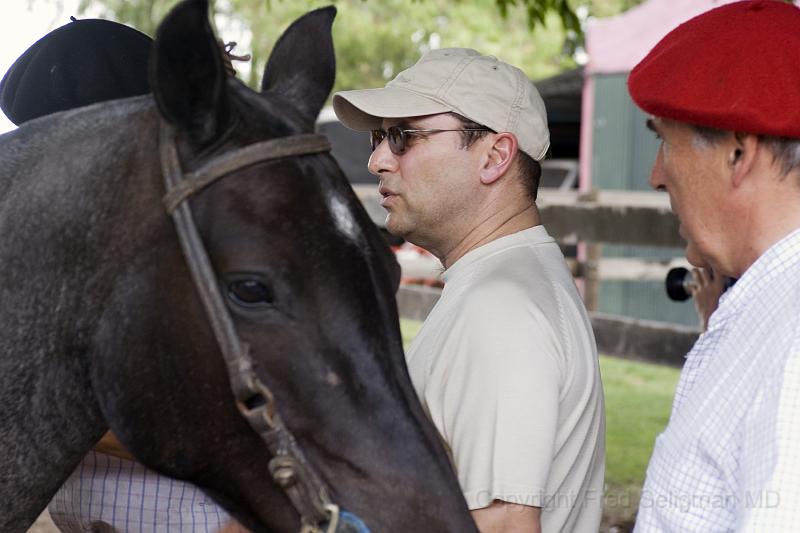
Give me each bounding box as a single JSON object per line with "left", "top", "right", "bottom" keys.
{"left": 158, "top": 121, "right": 368, "bottom": 533}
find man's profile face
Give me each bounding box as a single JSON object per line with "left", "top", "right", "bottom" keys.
{"left": 647, "top": 117, "right": 731, "bottom": 270}
{"left": 367, "top": 113, "right": 487, "bottom": 248}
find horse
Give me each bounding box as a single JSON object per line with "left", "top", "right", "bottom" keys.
{"left": 0, "top": 1, "right": 478, "bottom": 531}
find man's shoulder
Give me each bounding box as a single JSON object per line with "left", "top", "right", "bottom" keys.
{"left": 441, "top": 272, "right": 549, "bottom": 333}
{"left": 451, "top": 246, "right": 579, "bottom": 326}
{"left": 454, "top": 244, "right": 566, "bottom": 300}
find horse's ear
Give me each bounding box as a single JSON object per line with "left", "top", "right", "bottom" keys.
{"left": 150, "top": 0, "right": 229, "bottom": 145}
{"left": 261, "top": 7, "right": 336, "bottom": 131}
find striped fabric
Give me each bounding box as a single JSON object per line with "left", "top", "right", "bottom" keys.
{"left": 48, "top": 451, "right": 246, "bottom": 532}
{"left": 635, "top": 228, "right": 800, "bottom": 532}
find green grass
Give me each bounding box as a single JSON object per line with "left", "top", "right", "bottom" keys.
{"left": 399, "top": 319, "right": 681, "bottom": 525}
{"left": 400, "top": 318, "right": 423, "bottom": 347}
{"left": 600, "top": 356, "right": 678, "bottom": 487}
{"left": 600, "top": 356, "right": 679, "bottom": 524}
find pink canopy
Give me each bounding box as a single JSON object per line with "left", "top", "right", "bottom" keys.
{"left": 577, "top": 0, "right": 800, "bottom": 189}
{"left": 586, "top": 0, "right": 741, "bottom": 75}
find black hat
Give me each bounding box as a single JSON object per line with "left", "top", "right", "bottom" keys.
{"left": 0, "top": 18, "right": 153, "bottom": 125}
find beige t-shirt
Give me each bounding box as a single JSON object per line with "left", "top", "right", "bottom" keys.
{"left": 406, "top": 225, "right": 605, "bottom": 533}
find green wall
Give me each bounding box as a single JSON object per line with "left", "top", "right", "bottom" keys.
{"left": 591, "top": 74, "right": 659, "bottom": 191}
{"left": 590, "top": 74, "right": 696, "bottom": 327}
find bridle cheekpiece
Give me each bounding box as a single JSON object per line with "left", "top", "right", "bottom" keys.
{"left": 158, "top": 120, "right": 369, "bottom": 533}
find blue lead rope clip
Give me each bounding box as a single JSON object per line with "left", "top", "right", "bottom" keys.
{"left": 336, "top": 510, "right": 370, "bottom": 533}
{"left": 313, "top": 504, "right": 370, "bottom": 533}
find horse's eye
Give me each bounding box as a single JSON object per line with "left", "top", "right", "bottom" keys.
{"left": 227, "top": 279, "right": 274, "bottom": 308}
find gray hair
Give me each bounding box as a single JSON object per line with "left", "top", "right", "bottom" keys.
{"left": 692, "top": 125, "right": 800, "bottom": 177}
{"left": 450, "top": 112, "right": 542, "bottom": 201}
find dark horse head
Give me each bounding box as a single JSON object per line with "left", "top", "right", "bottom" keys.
{"left": 0, "top": 2, "right": 477, "bottom": 531}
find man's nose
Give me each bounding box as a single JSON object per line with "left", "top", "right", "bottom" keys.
{"left": 650, "top": 145, "right": 667, "bottom": 191}
{"left": 368, "top": 139, "right": 398, "bottom": 177}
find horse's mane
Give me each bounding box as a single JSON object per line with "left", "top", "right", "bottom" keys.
{"left": 0, "top": 96, "right": 156, "bottom": 191}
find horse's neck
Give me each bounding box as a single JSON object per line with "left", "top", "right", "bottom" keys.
{"left": 0, "top": 99, "right": 161, "bottom": 339}
{"left": 0, "top": 99, "right": 159, "bottom": 530}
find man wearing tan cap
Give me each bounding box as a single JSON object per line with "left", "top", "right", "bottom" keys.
{"left": 628, "top": 1, "right": 800, "bottom": 531}
{"left": 334, "top": 48, "right": 604, "bottom": 532}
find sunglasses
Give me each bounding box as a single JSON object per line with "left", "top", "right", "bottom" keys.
{"left": 370, "top": 126, "right": 492, "bottom": 155}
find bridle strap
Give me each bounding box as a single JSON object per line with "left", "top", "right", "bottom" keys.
{"left": 158, "top": 121, "right": 340, "bottom": 531}
{"left": 163, "top": 133, "right": 331, "bottom": 213}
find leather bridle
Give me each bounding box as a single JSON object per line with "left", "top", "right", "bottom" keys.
{"left": 158, "top": 120, "right": 368, "bottom": 533}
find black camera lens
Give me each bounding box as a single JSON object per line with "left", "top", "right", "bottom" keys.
{"left": 665, "top": 267, "right": 693, "bottom": 301}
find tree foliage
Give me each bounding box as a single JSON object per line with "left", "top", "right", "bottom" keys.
{"left": 69, "top": 0, "right": 642, "bottom": 93}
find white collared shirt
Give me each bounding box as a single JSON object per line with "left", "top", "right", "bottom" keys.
{"left": 635, "top": 228, "right": 800, "bottom": 532}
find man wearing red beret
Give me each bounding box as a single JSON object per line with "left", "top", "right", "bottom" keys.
{"left": 628, "top": 1, "right": 800, "bottom": 530}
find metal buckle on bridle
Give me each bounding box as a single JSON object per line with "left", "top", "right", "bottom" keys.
{"left": 235, "top": 379, "right": 333, "bottom": 526}
{"left": 299, "top": 504, "right": 340, "bottom": 533}
{"left": 157, "top": 121, "right": 364, "bottom": 532}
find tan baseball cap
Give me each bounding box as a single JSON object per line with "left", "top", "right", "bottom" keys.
{"left": 333, "top": 48, "right": 550, "bottom": 161}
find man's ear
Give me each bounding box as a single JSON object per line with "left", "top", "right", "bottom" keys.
{"left": 730, "top": 133, "right": 758, "bottom": 188}
{"left": 479, "top": 133, "right": 517, "bottom": 185}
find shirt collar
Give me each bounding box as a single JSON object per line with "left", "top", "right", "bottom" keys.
{"left": 713, "top": 226, "right": 800, "bottom": 318}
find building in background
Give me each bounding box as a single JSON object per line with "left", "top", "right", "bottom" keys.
{"left": 580, "top": 0, "right": 742, "bottom": 327}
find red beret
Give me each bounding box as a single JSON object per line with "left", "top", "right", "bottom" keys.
{"left": 628, "top": 0, "right": 800, "bottom": 139}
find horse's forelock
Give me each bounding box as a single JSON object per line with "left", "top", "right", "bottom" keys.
{"left": 229, "top": 83, "right": 307, "bottom": 139}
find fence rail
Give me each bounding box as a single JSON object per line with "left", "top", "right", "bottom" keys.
{"left": 537, "top": 189, "right": 682, "bottom": 247}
